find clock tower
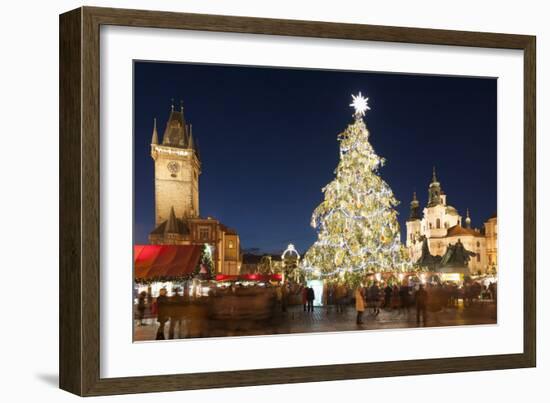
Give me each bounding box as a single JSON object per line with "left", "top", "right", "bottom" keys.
{"left": 150, "top": 103, "right": 200, "bottom": 227}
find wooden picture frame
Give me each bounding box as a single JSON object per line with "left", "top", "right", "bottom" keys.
{"left": 59, "top": 6, "right": 536, "bottom": 396}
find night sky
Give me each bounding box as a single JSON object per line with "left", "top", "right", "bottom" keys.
{"left": 133, "top": 61, "right": 497, "bottom": 255}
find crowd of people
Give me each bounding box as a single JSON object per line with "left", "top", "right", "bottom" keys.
{"left": 350, "top": 280, "right": 498, "bottom": 326}
{"left": 137, "top": 287, "right": 210, "bottom": 340}
{"left": 135, "top": 278, "right": 497, "bottom": 339}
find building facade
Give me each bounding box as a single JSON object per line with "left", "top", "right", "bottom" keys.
{"left": 406, "top": 168, "right": 497, "bottom": 274}
{"left": 148, "top": 104, "right": 241, "bottom": 275}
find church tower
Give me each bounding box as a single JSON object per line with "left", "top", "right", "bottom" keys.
{"left": 151, "top": 102, "right": 201, "bottom": 227}
{"left": 405, "top": 192, "right": 422, "bottom": 247}
{"left": 427, "top": 166, "right": 442, "bottom": 207}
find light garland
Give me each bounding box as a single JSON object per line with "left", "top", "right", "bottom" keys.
{"left": 302, "top": 93, "right": 409, "bottom": 283}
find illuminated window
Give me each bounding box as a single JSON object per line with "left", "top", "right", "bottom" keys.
{"left": 199, "top": 227, "right": 210, "bottom": 240}
{"left": 228, "top": 240, "right": 234, "bottom": 249}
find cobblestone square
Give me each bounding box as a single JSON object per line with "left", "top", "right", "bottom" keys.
{"left": 134, "top": 301, "right": 496, "bottom": 341}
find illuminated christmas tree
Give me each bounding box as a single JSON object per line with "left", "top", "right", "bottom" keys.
{"left": 303, "top": 93, "right": 405, "bottom": 283}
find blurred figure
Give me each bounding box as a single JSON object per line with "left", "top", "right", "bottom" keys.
{"left": 137, "top": 291, "right": 147, "bottom": 326}
{"left": 415, "top": 284, "right": 428, "bottom": 325}
{"left": 322, "top": 282, "right": 329, "bottom": 313}
{"left": 169, "top": 287, "right": 186, "bottom": 339}
{"left": 155, "top": 288, "right": 169, "bottom": 340}
{"left": 335, "top": 283, "right": 347, "bottom": 313}
{"left": 399, "top": 283, "right": 410, "bottom": 314}
{"left": 355, "top": 286, "right": 365, "bottom": 324}
{"left": 383, "top": 283, "right": 392, "bottom": 309}
{"left": 427, "top": 284, "right": 443, "bottom": 323}
{"left": 368, "top": 282, "right": 380, "bottom": 316}
{"left": 301, "top": 285, "right": 308, "bottom": 312}
{"left": 488, "top": 282, "right": 497, "bottom": 301}
{"left": 306, "top": 286, "right": 315, "bottom": 312}
{"left": 391, "top": 284, "right": 400, "bottom": 310}
{"left": 281, "top": 282, "right": 288, "bottom": 313}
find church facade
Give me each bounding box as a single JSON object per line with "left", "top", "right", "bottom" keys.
{"left": 405, "top": 168, "right": 497, "bottom": 274}
{"left": 148, "top": 103, "right": 241, "bottom": 275}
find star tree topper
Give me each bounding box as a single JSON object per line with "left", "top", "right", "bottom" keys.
{"left": 350, "top": 92, "right": 370, "bottom": 118}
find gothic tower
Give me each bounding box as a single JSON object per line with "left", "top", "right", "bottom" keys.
{"left": 405, "top": 191, "right": 422, "bottom": 247}
{"left": 150, "top": 103, "right": 201, "bottom": 227}
{"left": 427, "top": 166, "right": 442, "bottom": 207}
{"left": 408, "top": 191, "right": 421, "bottom": 221}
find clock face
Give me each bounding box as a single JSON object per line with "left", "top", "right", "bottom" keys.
{"left": 167, "top": 161, "right": 180, "bottom": 174}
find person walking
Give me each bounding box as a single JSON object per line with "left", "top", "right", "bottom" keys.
{"left": 322, "top": 282, "right": 329, "bottom": 314}
{"left": 383, "top": 283, "right": 392, "bottom": 309}
{"left": 155, "top": 288, "right": 170, "bottom": 340}
{"left": 415, "top": 284, "right": 428, "bottom": 325}
{"left": 306, "top": 286, "right": 315, "bottom": 312}
{"left": 137, "top": 291, "right": 147, "bottom": 326}
{"left": 399, "top": 283, "right": 410, "bottom": 314}
{"left": 391, "top": 284, "right": 400, "bottom": 310}
{"left": 281, "top": 282, "right": 288, "bottom": 313}
{"left": 168, "top": 287, "right": 186, "bottom": 339}
{"left": 369, "top": 282, "right": 381, "bottom": 316}
{"left": 355, "top": 286, "right": 365, "bottom": 324}
{"left": 335, "top": 283, "right": 347, "bottom": 313}
{"left": 301, "top": 285, "right": 308, "bottom": 312}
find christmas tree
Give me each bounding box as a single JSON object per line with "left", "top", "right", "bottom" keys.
{"left": 303, "top": 93, "right": 404, "bottom": 283}
{"left": 195, "top": 244, "right": 214, "bottom": 279}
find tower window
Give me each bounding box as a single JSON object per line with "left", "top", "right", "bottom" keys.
{"left": 477, "top": 254, "right": 481, "bottom": 262}
{"left": 199, "top": 227, "right": 210, "bottom": 241}
{"left": 228, "top": 240, "right": 234, "bottom": 249}
{"left": 436, "top": 218, "right": 441, "bottom": 229}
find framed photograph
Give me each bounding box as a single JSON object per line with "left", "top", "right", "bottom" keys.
{"left": 59, "top": 6, "right": 536, "bottom": 396}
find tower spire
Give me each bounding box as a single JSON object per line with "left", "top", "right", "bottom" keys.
{"left": 428, "top": 166, "right": 442, "bottom": 207}
{"left": 432, "top": 166, "right": 438, "bottom": 183}
{"left": 151, "top": 118, "right": 158, "bottom": 145}
{"left": 163, "top": 99, "right": 189, "bottom": 147}
{"left": 165, "top": 206, "right": 178, "bottom": 234}
{"left": 465, "top": 208, "right": 471, "bottom": 229}
{"left": 188, "top": 130, "right": 194, "bottom": 150}
{"left": 408, "top": 191, "right": 421, "bottom": 221}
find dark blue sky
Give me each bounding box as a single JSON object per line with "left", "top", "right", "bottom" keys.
{"left": 134, "top": 61, "right": 496, "bottom": 254}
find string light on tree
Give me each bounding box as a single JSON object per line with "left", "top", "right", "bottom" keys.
{"left": 303, "top": 93, "right": 408, "bottom": 284}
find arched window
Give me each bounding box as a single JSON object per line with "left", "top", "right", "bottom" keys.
{"left": 429, "top": 223, "right": 432, "bottom": 229}
{"left": 476, "top": 241, "right": 480, "bottom": 248}
{"left": 436, "top": 218, "right": 441, "bottom": 229}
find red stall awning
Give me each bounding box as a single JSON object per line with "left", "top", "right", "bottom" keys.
{"left": 134, "top": 245, "right": 202, "bottom": 280}
{"left": 215, "top": 273, "right": 283, "bottom": 282}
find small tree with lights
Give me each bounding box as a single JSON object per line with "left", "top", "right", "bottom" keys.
{"left": 303, "top": 93, "right": 405, "bottom": 284}
{"left": 195, "top": 244, "right": 214, "bottom": 279}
